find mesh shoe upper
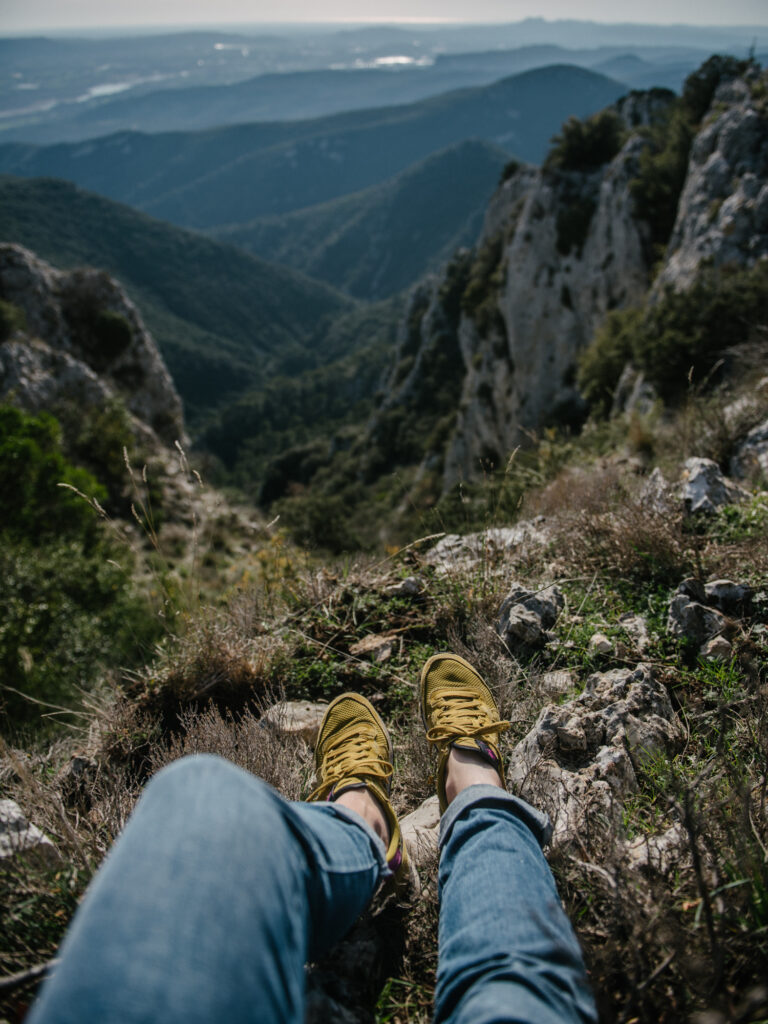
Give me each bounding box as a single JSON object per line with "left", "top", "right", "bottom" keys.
{"left": 420, "top": 653, "right": 510, "bottom": 812}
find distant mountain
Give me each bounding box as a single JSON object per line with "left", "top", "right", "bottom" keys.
{"left": 213, "top": 140, "right": 510, "bottom": 301}
{"left": 0, "top": 175, "right": 351, "bottom": 419}
{"left": 0, "top": 65, "right": 627, "bottom": 230}
{"left": 0, "top": 43, "right": 709, "bottom": 145}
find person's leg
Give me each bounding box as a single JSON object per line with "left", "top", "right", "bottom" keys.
{"left": 435, "top": 783, "right": 597, "bottom": 1024}
{"left": 28, "top": 753, "right": 388, "bottom": 1024}
{"left": 420, "top": 653, "right": 596, "bottom": 1024}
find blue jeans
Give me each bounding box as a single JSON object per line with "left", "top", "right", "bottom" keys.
{"left": 28, "top": 755, "right": 596, "bottom": 1024}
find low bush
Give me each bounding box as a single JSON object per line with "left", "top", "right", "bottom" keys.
{"left": 545, "top": 109, "right": 626, "bottom": 173}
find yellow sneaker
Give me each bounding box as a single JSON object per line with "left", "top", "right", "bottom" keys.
{"left": 420, "top": 653, "right": 510, "bottom": 813}
{"left": 309, "top": 692, "right": 408, "bottom": 884}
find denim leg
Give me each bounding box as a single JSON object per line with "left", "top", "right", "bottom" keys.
{"left": 28, "top": 754, "right": 387, "bottom": 1024}
{"left": 434, "top": 784, "right": 597, "bottom": 1024}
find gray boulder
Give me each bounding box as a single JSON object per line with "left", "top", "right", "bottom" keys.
{"left": 667, "top": 593, "right": 728, "bottom": 646}
{"left": 680, "top": 457, "right": 748, "bottom": 514}
{"left": 0, "top": 798, "right": 61, "bottom": 866}
{"left": 507, "top": 664, "right": 681, "bottom": 850}
{"left": 497, "top": 583, "right": 564, "bottom": 649}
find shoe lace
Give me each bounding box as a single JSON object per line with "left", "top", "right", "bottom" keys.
{"left": 425, "top": 689, "right": 510, "bottom": 747}
{"left": 310, "top": 721, "right": 393, "bottom": 801}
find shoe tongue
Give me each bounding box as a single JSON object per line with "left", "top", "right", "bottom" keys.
{"left": 451, "top": 737, "right": 501, "bottom": 767}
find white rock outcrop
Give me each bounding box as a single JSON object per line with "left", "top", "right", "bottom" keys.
{"left": 655, "top": 76, "right": 768, "bottom": 294}
{"left": 507, "top": 664, "right": 682, "bottom": 850}
{"left": 0, "top": 244, "right": 187, "bottom": 448}
{"left": 0, "top": 798, "right": 61, "bottom": 866}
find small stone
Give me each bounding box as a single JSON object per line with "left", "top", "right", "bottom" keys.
{"left": 349, "top": 634, "right": 395, "bottom": 662}
{"left": 702, "top": 636, "right": 733, "bottom": 662}
{"left": 589, "top": 632, "right": 614, "bottom": 656}
{"left": 385, "top": 575, "right": 424, "bottom": 597}
{"left": 0, "top": 798, "right": 61, "bottom": 866}
{"left": 619, "top": 613, "right": 650, "bottom": 653}
{"left": 497, "top": 583, "right": 564, "bottom": 650}
{"left": 680, "top": 457, "right": 748, "bottom": 514}
{"left": 261, "top": 701, "right": 327, "bottom": 746}
{"left": 401, "top": 795, "right": 440, "bottom": 869}
{"left": 540, "top": 670, "right": 574, "bottom": 698}
{"left": 704, "top": 579, "right": 752, "bottom": 615}
{"left": 667, "top": 594, "right": 728, "bottom": 645}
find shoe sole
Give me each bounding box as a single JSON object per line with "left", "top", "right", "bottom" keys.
{"left": 316, "top": 692, "right": 394, "bottom": 793}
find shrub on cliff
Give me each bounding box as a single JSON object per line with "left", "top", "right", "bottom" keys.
{"left": 545, "top": 109, "right": 625, "bottom": 172}
{"left": 578, "top": 261, "right": 768, "bottom": 413}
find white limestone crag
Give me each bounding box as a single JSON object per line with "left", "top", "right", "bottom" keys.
{"left": 507, "top": 664, "right": 682, "bottom": 851}
{"left": 0, "top": 243, "right": 187, "bottom": 449}
{"left": 655, "top": 76, "right": 768, "bottom": 294}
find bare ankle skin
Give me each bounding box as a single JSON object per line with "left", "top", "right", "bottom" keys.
{"left": 445, "top": 747, "right": 503, "bottom": 807}
{"left": 335, "top": 788, "right": 390, "bottom": 845}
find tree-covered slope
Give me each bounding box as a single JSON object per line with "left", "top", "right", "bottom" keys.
{"left": 0, "top": 176, "right": 351, "bottom": 419}
{"left": 0, "top": 66, "right": 627, "bottom": 230}
{"left": 212, "top": 140, "right": 510, "bottom": 300}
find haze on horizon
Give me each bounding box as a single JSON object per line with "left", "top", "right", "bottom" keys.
{"left": 2, "top": 0, "right": 767, "bottom": 33}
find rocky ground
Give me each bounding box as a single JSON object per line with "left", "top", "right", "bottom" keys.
{"left": 2, "top": 427, "right": 767, "bottom": 1024}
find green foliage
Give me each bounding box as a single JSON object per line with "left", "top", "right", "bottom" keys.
{"left": 0, "top": 404, "right": 105, "bottom": 544}
{"left": 681, "top": 55, "right": 754, "bottom": 123}
{"left": 545, "top": 109, "right": 626, "bottom": 172}
{"left": 272, "top": 491, "right": 359, "bottom": 555}
{"left": 0, "top": 540, "right": 159, "bottom": 731}
{"left": 0, "top": 298, "right": 26, "bottom": 341}
{"left": 461, "top": 234, "right": 506, "bottom": 336}
{"left": 578, "top": 262, "right": 768, "bottom": 410}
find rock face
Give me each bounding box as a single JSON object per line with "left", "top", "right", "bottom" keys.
{"left": 370, "top": 70, "right": 768, "bottom": 493}
{"left": 0, "top": 798, "right": 61, "bottom": 866}
{"left": 507, "top": 664, "right": 682, "bottom": 850}
{"left": 442, "top": 131, "right": 653, "bottom": 487}
{"left": 497, "top": 582, "right": 564, "bottom": 650}
{"left": 0, "top": 244, "right": 187, "bottom": 448}
{"left": 655, "top": 75, "right": 768, "bottom": 294}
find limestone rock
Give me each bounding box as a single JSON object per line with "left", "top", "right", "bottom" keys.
{"left": 702, "top": 636, "right": 733, "bottom": 662}
{"left": 384, "top": 575, "right": 425, "bottom": 598}
{"left": 667, "top": 593, "right": 728, "bottom": 645}
{"left": 261, "top": 701, "right": 327, "bottom": 747}
{"left": 655, "top": 74, "right": 768, "bottom": 294}
{"left": 704, "top": 579, "right": 753, "bottom": 615}
{"left": 731, "top": 417, "right": 768, "bottom": 480}
{"left": 539, "top": 670, "right": 575, "bottom": 698}
{"left": 0, "top": 243, "right": 187, "bottom": 449}
{"left": 612, "top": 363, "right": 658, "bottom": 416}
{"left": 589, "top": 632, "right": 614, "bottom": 656}
{"left": 425, "top": 522, "right": 548, "bottom": 573}
{"left": 0, "top": 798, "right": 61, "bottom": 866}
{"left": 619, "top": 613, "right": 651, "bottom": 653}
{"left": 349, "top": 634, "right": 396, "bottom": 663}
{"left": 401, "top": 795, "right": 440, "bottom": 869}
{"left": 497, "top": 583, "right": 564, "bottom": 649}
{"left": 624, "top": 823, "right": 689, "bottom": 876}
{"left": 507, "top": 664, "right": 681, "bottom": 850}
{"left": 680, "top": 457, "right": 748, "bottom": 514}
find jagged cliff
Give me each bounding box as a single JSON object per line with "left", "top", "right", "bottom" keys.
{"left": 0, "top": 243, "right": 187, "bottom": 450}
{"left": 372, "top": 63, "right": 768, "bottom": 493}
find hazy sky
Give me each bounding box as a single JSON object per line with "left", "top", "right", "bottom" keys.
{"left": 2, "top": 0, "right": 767, "bottom": 32}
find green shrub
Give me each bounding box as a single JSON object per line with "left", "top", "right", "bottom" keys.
{"left": 578, "top": 262, "right": 768, "bottom": 410}
{"left": 0, "top": 404, "right": 106, "bottom": 545}
{"left": 0, "top": 298, "right": 26, "bottom": 341}
{"left": 545, "top": 110, "right": 626, "bottom": 172}
{"left": 0, "top": 540, "right": 159, "bottom": 733}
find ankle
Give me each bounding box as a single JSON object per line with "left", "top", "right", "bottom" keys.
{"left": 335, "top": 787, "right": 391, "bottom": 845}
{"left": 444, "top": 747, "right": 503, "bottom": 806}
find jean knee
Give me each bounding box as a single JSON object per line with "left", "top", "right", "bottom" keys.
{"left": 141, "top": 754, "right": 278, "bottom": 819}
